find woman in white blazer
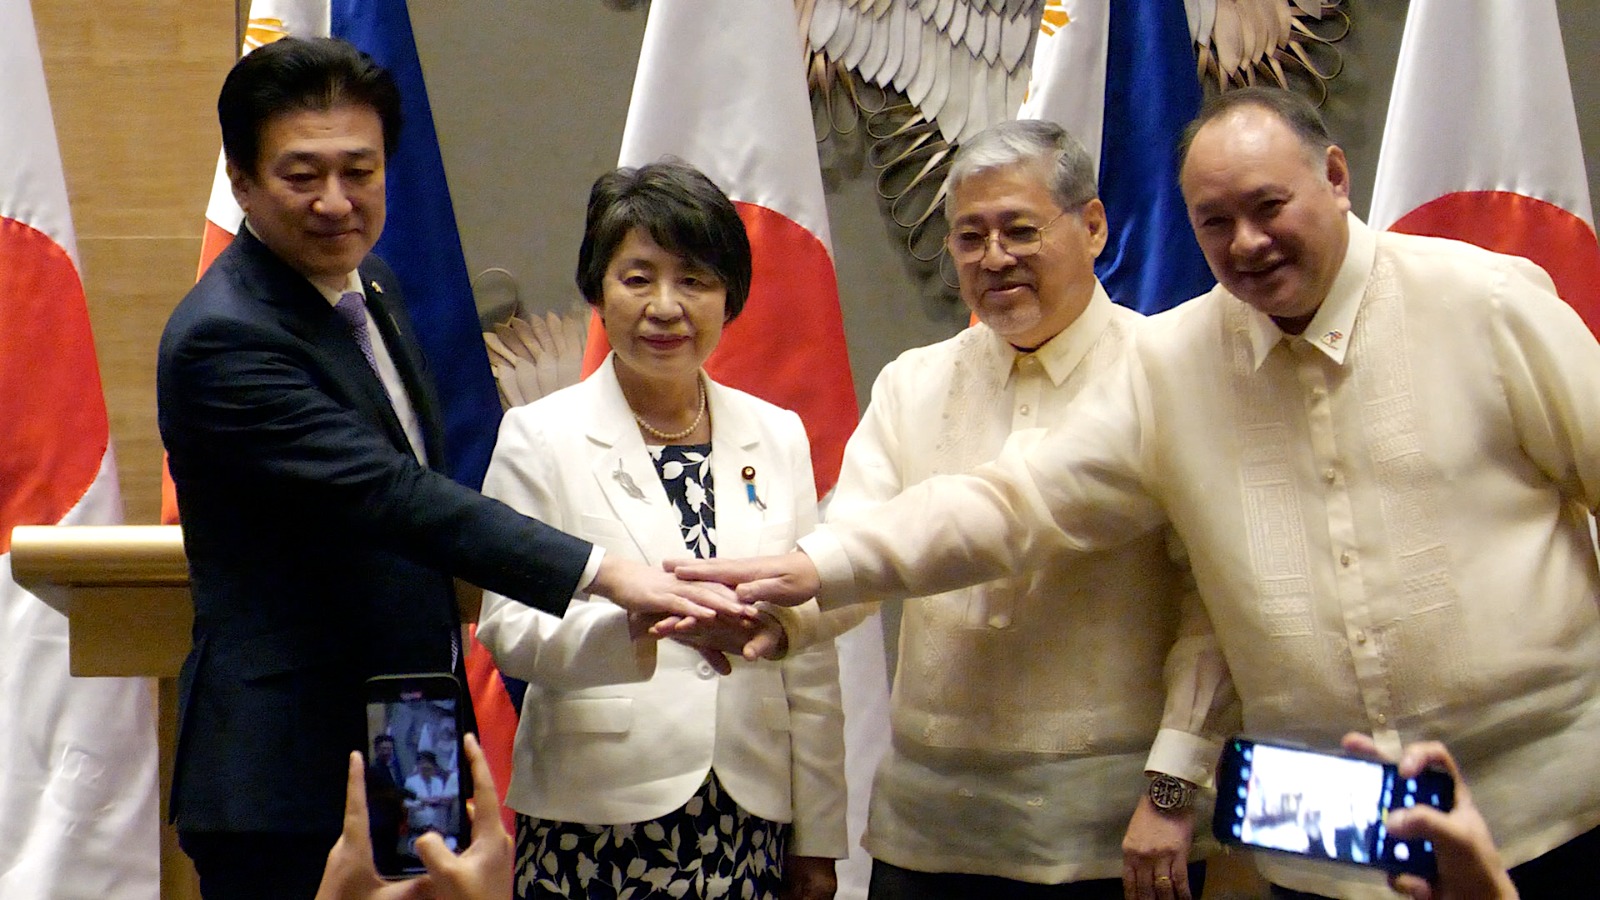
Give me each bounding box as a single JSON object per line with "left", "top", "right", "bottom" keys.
{"left": 477, "top": 161, "right": 846, "bottom": 900}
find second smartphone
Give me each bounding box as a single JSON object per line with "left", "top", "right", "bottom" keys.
{"left": 1213, "top": 736, "right": 1454, "bottom": 880}
{"left": 364, "top": 673, "right": 471, "bottom": 879}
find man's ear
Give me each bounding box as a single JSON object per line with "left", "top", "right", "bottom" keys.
{"left": 1324, "top": 145, "right": 1353, "bottom": 210}
{"left": 226, "top": 160, "right": 251, "bottom": 213}
{"left": 1081, "top": 198, "right": 1110, "bottom": 258}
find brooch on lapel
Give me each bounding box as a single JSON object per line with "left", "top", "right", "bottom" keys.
{"left": 613, "top": 458, "right": 645, "bottom": 501}
{"left": 741, "top": 466, "right": 766, "bottom": 510}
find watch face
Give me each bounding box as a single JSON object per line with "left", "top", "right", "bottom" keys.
{"left": 1150, "top": 775, "right": 1192, "bottom": 811}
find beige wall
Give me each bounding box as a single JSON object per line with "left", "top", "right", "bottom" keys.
{"left": 36, "top": 0, "right": 236, "bottom": 524}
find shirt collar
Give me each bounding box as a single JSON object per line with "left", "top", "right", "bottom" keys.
{"left": 241, "top": 219, "right": 361, "bottom": 308}
{"left": 977, "top": 281, "right": 1117, "bottom": 386}
{"left": 314, "top": 270, "right": 366, "bottom": 308}
{"left": 1244, "top": 212, "right": 1376, "bottom": 369}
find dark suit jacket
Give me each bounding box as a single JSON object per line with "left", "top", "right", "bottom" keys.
{"left": 157, "top": 228, "right": 591, "bottom": 834}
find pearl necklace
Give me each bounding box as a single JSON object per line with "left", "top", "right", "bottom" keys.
{"left": 633, "top": 380, "right": 706, "bottom": 442}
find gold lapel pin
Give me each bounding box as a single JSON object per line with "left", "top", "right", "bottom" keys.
{"left": 741, "top": 465, "right": 766, "bottom": 510}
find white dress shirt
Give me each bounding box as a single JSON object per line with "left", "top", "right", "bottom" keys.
{"left": 800, "top": 217, "right": 1600, "bottom": 898}
{"left": 811, "top": 286, "right": 1236, "bottom": 883}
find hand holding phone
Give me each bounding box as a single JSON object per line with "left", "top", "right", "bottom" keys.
{"left": 1213, "top": 735, "right": 1455, "bottom": 879}
{"left": 315, "top": 733, "right": 513, "bottom": 900}
{"left": 412, "top": 733, "right": 514, "bottom": 900}
{"left": 314, "top": 752, "right": 432, "bottom": 900}
{"left": 1340, "top": 733, "right": 1518, "bottom": 900}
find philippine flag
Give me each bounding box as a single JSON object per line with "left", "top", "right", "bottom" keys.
{"left": 1018, "top": 0, "right": 1214, "bottom": 314}
{"left": 1370, "top": 0, "right": 1600, "bottom": 337}
{"left": 0, "top": 2, "right": 159, "bottom": 896}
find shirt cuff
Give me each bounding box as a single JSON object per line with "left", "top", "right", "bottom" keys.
{"left": 574, "top": 544, "right": 606, "bottom": 595}
{"left": 795, "top": 528, "right": 861, "bottom": 612}
{"left": 1145, "top": 727, "right": 1224, "bottom": 788}
{"left": 758, "top": 600, "right": 819, "bottom": 656}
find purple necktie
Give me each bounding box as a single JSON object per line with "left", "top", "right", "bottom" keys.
{"left": 334, "top": 291, "right": 380, "bottom": 373}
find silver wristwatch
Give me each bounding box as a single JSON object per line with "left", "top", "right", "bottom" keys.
{"left": 1147, "top": 773, "right": 1195, "bottom": 812}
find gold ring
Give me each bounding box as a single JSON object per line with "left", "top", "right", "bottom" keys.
{"left": 1154, "top": 875, "right": 1173, "bottom": 884}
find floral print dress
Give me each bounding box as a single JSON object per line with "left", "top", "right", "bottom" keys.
{"left": 513, "top": 443, "right": 789, "bottom": 900}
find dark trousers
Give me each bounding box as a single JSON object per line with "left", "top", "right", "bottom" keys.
{"left": 870, "top": 858, "right": 1208, "bottom": 900}
{"left": 1269, "top": 820, "right": 1600, "bottom": 899}
{"left": 179, "top": 830, "right": 339, "bottom": 900}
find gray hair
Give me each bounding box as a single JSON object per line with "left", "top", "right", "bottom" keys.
{"left": 946, "top": 119, "right": 1098, "bottom": 219}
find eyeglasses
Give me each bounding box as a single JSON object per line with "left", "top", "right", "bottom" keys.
{"left": 944, "top": 209, "right": 1070, "bottom": 263}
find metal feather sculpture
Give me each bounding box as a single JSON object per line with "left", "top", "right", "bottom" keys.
{"left": 796, "top": 0, "right": 1047, "bottom": 258}
{"left": 792, "top": 1, "right": 1349, "bottom": 259}
{"left": 1185, "top": 0, "right": 1348, "bottom": 100}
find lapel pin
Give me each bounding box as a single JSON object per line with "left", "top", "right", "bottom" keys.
{"left": 613, "top": 458, "right": 645, "bottom": 501}
{"left": 741, "top": 465, "right": 766, "bottom": 510}
{"left": 369, "top": 280, "right": 384, "bottom": 295}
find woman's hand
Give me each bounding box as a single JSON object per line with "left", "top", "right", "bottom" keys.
{"left": 779, "top": 855, "right": 837, "bottom": 900}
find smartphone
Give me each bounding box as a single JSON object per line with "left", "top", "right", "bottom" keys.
{"left": 364, "top": 673, "right": 470, "bottom": 878}
{"left": 1213, "top": 736, "right": 1454, "bottom": 879}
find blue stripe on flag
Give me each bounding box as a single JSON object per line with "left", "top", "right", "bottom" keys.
{"left": 1097, "top": 0, "right": 1216, "bottom": 314}
{"left": 332, "top": 0, "right": 500, "bottom": 488}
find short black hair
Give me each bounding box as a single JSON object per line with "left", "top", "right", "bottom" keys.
{"left": 1178, "top": 86, "right": 1334, "bottom": 170}
{"left": 218, "top": 36, "right": 402, "bottom": 177}
{"left": 372, "top": 734, "right": 395, "bottom": 748}
{"left": 417, "top": 751, "right": 438, "bottom": 767}
{"left": 575, "top": 160, "right": 752, "bottom": 323}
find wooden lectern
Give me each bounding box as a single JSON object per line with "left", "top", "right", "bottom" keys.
{"left": 10, "top": 525, "right": 200, "bottom": 900}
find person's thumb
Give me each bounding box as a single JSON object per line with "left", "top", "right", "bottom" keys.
{"left": 1388, "top": 873, "right": 1435, "bottom": 900}
{"left": 1385, "top": 805, "right": 1452, "bottom": 841}
{"left": 414, "top": 832, "right": 453, "bottom": 872}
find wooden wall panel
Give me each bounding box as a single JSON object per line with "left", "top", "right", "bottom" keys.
{"left": 36, "top": 2, "right": 236, "bottom": 887}
{"left": 35, "top": 0, "right": 237, "bottom": 524}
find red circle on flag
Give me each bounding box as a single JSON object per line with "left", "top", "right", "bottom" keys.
{"left": 1391, "top": 191, "right": 1600, "bottom": 339}
{"left": 0, "top": 216, "right": 108, "bottom": 551}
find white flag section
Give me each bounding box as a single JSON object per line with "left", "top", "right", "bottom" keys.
{"left": 1369, "top": 0, "right": 1600, "bottom": 337}
{"left": 0, "top": 2, "right": 158, "bottom": 897}
{"left": 619, "top": 0, "right": 830, "bottom": 247}
{"left": 616, "top": 2, "right": 877, "bottom": 896}
{"left": 1016, "top": 0, "right": 1110, "bottom": 171}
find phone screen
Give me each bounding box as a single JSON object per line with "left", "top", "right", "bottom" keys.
{"left": 365, "top": 674, "right": 470, "bottom": 878}
{"left": 1213, "top": 737, "right": 1453, "bottom": 879}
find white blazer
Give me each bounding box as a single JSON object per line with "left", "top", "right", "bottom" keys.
{"left": 476, "top": 356, "right": 847, "bottom": 858}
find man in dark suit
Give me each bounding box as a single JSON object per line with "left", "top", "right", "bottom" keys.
{"left": 157, "top": 37, "right": 740, "bottom": 899}
{"left": 363, "top": 735, "right": 406, "bottom": 875}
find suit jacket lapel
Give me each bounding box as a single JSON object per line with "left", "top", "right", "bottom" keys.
{"left": 358, "top": 264, "right": 448, "bottom": 468}
{"left": 706, "top": 380, "right": 766, "bottom": 561}
{"left": 231, "top": 230, "right": 422, "bottom": 462}
{"left": 586, "top": 360, "right": 686, "bottom": 564}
